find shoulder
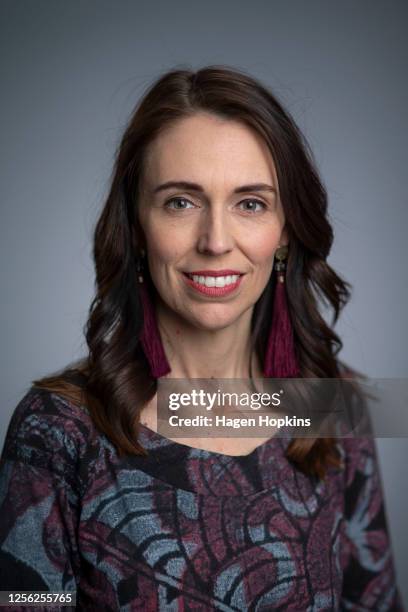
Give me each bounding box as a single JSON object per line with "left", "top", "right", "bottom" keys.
{"left": 1, "top": 386, "right": 104, "bottom": 477}
{"left": 337, "top": 435, "right": 382, "bottom": 491}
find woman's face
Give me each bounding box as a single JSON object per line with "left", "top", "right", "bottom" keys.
{"left": 138, "top": 112, "right": 287, "bottom": 331}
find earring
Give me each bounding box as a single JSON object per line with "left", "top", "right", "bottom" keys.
{"left": 137, "top": 248, "right": 146, "bottom": 283}
{"left": 263, "top": 245, "right": 300, "bottom": 378}
{"left": 137, "top": 249, "right": 171, "bottom": 378}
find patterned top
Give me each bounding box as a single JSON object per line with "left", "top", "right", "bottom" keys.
{"left": 0, "top": 386, "right": 404, "bottom": 611}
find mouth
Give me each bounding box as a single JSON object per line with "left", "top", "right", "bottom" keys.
{"left": 182, "top": 270, "right": 245, "bottom": 296}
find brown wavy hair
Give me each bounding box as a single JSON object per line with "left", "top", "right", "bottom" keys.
{"left": 33, "top": 64, "right": 358, "bottom": 479}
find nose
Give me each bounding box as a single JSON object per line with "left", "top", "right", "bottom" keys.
{"left": 196, "top": 206, "right": 234, "bottom": 256}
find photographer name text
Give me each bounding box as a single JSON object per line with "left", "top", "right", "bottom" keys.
{"left": 167, "top": 414, "right": 311, "bottom": 429}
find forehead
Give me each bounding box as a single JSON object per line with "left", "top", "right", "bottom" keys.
{"left": 142, "top": 113, "right": 278, "bottom": 189}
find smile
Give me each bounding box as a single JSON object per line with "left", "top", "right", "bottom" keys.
{"left": 182, "top": 271, "right": 244, "bottom": 296}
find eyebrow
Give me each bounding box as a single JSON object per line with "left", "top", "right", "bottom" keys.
{"left": 152, "top": 180, "right": 277, "bottom": 195}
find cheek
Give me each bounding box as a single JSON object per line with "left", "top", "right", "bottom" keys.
{"left": 245, "top": 231, "right": 280, "bottom": 268}
{"left": 146, "top": 240, "right": 187, "bottom": 285}
{"left": 144, "top": 221, "right": 184, "bottom": 268}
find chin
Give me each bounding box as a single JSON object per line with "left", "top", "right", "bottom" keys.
{"left": 186, "top": 308, "right": 245, "bottom": 332}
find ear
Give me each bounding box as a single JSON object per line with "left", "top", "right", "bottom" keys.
{"left": 279, "top": 225, "right": 289, "bottom": 247}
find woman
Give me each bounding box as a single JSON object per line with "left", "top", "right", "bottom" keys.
{"left": 0, "top": 65, "right": 403, "bottom": 610}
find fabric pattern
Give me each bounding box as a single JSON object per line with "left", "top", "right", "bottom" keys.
{"left": 0, "top": 387, "right": 404, "bottom": 611}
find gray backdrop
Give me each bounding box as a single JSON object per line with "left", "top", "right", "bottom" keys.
{"left": 1, "top": 0, "right": 407, "bottom": 599}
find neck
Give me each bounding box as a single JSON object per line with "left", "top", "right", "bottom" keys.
{"left": 156, "top": 302, "right": 262, "bottom": 379}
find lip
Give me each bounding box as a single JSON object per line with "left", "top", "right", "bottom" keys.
{"left": 183, "top": 269, "right": 244, "bottom": 277}
{"left": 182, "top": 271, "right": 244, "bottom": 297}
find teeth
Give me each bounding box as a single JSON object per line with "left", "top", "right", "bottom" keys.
{"left": 190, "top": 274, "right": 240, "bottom": 287}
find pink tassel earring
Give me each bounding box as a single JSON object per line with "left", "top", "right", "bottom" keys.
{"left": 263, "top": 245, "right": 300, "bottom": 378}
{"left": 137, "top": 250, "right": 171, "bottom": 378}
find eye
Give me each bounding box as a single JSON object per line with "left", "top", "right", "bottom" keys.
{"left": 165, "top": 197, "right": 195, "bottom": 210}
{"left": 237, "top": 199, "right": 267, "bottom": 213}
